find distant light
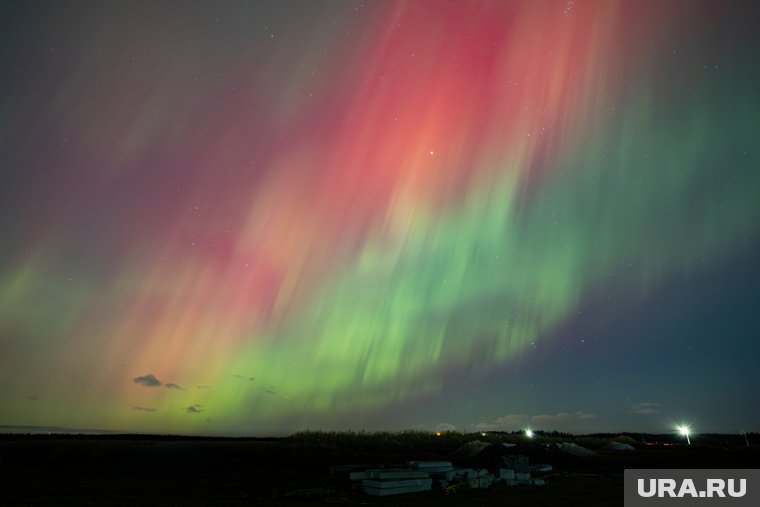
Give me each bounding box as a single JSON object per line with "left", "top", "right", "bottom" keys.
{"left": 481, "top": 432, "right": 487, "bottom": 437}
{"left": 525, "top": 429, "right": 534, "bottom": 438}
{"left": 677, "top": 425, "right": 691, "bottom": 445}
{"left": 435, "top": 431, "right": 442, "bottom": 436}
{"left": 429, "top": 150, "right": 435, "bottom": 155}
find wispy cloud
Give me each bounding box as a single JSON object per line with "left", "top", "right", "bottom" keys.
{"left": 165, "top": 383, "right": 185, "bottom": 391}
{"left": 630, "top": 402, "right": 661, "bottom": 415}
{"left": 494, "top": 414, "right": 528, "bottom": 428}
{"left": 473, "top": 414, "right": 527, "bottom": 431}
{"left": 531, "top": 411, "right": 595, "bottom": 424}
{"left": 474, "top": 411, "right": 594, "bottom": 431}
{"left": 435, "top": 423, "right": 457, "bottom": 432}
{"left": 531, "top": 412, "right": 573, "bottom": 424}
{"left": 133, "top": 374, "right": 161, "bottom": 387}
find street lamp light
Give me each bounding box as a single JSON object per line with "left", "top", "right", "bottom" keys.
{"left": 677, "top": 425, "right": 691, "bottom": 445}
{"left": 525, "top": 429, "right": 534, "bottom": 439}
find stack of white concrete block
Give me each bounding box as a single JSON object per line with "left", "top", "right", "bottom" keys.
{"left": 497, "top": 468, "right": 547, "bottom": 486}
{"left": 446, "top": 468, "right": 495, "bottom": 489}
{"left": 498, "top": 468, "right": 532, "bottom": 485}
{"left": 362, "top": 469, "right": 432, "bottom": 496}
{"left": 469, "top": 468, "right": 496, "bottom": 488}
{"left": 498, "top": 467, "right": 516, "bottom": 485}
{"left": 515, "top": 471, "right": 532, "bottom": 485}
{"left": 408, "top": 461, "right": 454, "bottom": 477}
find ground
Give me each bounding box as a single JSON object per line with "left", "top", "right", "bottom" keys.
{"left": 0, "top": 433, "right": 756, "bottom": 506}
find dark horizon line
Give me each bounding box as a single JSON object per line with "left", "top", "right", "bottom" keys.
{"left": 0, "top": 424, "right": 756, "bottom": 440}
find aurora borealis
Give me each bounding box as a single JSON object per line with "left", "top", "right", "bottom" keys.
{"left": 1, "top": 0, "right": 759, "bottom": 436}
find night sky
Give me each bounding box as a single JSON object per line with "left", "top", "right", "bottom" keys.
{"left": 1, "top": 0, "right": 759, "bottom": 437}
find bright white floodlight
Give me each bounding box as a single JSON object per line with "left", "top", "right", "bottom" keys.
{"left": 525, "top": 429, "right": 534, "bottom": 439}
{"left": 677, "top": 425, "right": 691, "bottom": 445}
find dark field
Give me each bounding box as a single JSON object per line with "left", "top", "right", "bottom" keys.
{"left": 1, "top": 432, "right": 756, "bottom": 506}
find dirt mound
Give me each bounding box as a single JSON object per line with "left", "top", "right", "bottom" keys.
{"left": 454, "top": 440, "right": 493, "bottom": 458}
{"left": 602, "top": 441, "right": 636, "bottom": 451}
{"left": 558, "top": 443, "right": 597, "bottom": 457}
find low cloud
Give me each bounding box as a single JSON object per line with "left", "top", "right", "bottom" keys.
{"left": 630, "top": 402, "right": 661, "bottom": 415}
{"left": 531, "top": 412, "right": 573, "bottom": 424}
{"left": 133, "top": 374, "right": 161, "bottom": 387}
{"left": 185, "top": 404, "right": 203, "bottom": 414}
{"left": 531, "top": 411, "right": 595, "bottom": 424}
{"left": 435, "top": 423, "right": 457, "bottom": 433}
{"left": 133, "top": 406, "right": 156, "bottom": 412}
{"left": 474, "top": 411, "right": 594, "bottom": 431}
{"left": 165, "top": 383, "right": 185, "bottom": 391}
{"left": 493, "top": 414, "right": 528, "bottom": 429}
{"left": 473, "top": 414, "right": 527, "bottom": 432}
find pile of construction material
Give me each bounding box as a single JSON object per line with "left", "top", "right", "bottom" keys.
{"left": 409, "top": 460, "right": 455, "bottom": 479}
{"left": 346, "top": 456, "right": 549, "bottom": 495}
{"left": 443, "top": 466, "right": 543, "bottom": 488}
{"left": 360, "top": 468, "right": 432, "bottom": 496}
